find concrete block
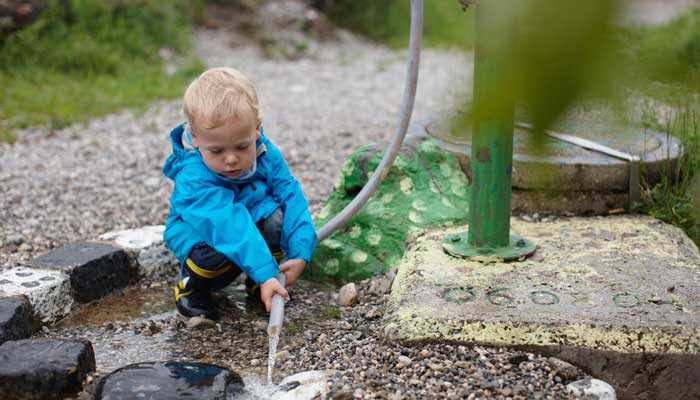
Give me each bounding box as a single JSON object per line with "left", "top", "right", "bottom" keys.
{"left": 99, "top": 225, "right": 179, "bottom": 280}
{"left": 0, "top": 296, "right": 33, "bottom": 345}
{"left": 0, "top": 338, "right": 95, "bottom": 400}
{"left": 384, "top": 215, "right": 700, "bottom": 399}
{"left": 28, "top": 242, "right": 129, "bottom": 303}
{"left": 0, "top": 267, "right": 73, "bottom": 324}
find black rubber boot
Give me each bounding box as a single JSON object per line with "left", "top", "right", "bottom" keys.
{"left": 174, "top": 280, "right": 219, "bottom": 320}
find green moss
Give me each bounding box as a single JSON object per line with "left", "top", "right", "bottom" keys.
{"left": 306, "top": 138, "right": 470, "bottom": 283}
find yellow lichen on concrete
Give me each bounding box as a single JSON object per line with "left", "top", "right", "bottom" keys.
{"left": 385, "top": 305, "right": 700, "bottom": 354}
{"left": 385, "top": 216, "right": 700, "bottom": 355}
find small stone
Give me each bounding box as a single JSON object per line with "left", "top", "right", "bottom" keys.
{"left": 141, "top": 329, "right": 153, "bottom": 337}
{"left": 187, "top": 317, "right": 215, "bottom": 329}
{"left": 276, "top": 350, "right": 290, "bottom": 362}
{"left": 396, "top": 355, "right": 412, "bottom": 369}
{"left": 548, "top": 357, "right": 579, "bottom": 380}
{"left": 419, "top": 349, "right": 431, "bottom": 358}
{"left": 250, "top": 359, "right": 261, "bottom": 367}
{"left": 7, "top": 234, "right": 23, "bottom": 245}
{"left": 19, "top": 243, "right": 33, "bottom": 252}
{"left": 337, "top": 283, "right": 358, "bottom": 307}
{"left": 368, "top": 277, "right": 391, "bottom": 296}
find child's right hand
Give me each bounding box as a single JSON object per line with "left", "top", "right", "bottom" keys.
{"left": 259, "top": 277, "right": 289, "bottom": 313}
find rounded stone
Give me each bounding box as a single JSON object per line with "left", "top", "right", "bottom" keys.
{"left": 94, "top": 361, "right": 244, "bottom": 400}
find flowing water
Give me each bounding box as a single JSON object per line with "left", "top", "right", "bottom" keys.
{"left": 267, "top": 332, "right": 280, "bottom": 385}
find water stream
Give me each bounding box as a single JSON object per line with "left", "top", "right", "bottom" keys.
{"left": 267, "top": 332, "right": 280, "bottom": 385}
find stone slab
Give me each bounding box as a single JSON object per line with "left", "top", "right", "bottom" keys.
{"left": 99, "top": 225, "right": 179, "bottom": 280}
{"left": 0, "top": 296, "right": 32, "bottom": 345}
{"left": 0, "top": 267, "right": 73, "bottom": 323}
{"left": 0, "top": 338, "right": 95, "bottom": 400}
{"left": 383, "top": 215, "right": 700, "bottom": 398}
{"left": 94, "top": 361, "right": 244, "bottom": 399}
{"left": 28, "top": 242, "right": 129, "bottom": 303}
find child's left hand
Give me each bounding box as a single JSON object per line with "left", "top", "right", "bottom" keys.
{"left": 278, "top": 258, "right": 306, "bottom": 286}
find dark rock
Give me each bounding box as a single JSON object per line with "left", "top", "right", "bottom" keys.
{"left": 548, "top": 357, "right": 580, "bottom": 380}
{"left": 0, "top": 296, "right": 32, "bottom": 345}
{"left": 509, "top": 354, "right": 529, "bottom": 365}
{"left": 0, "top": 338, "right": 95, "bottom": 400}
{"left": 29, "top": 242, "right": 128, "bottom": 302}
{"left": 94, "top": 361, "right": 245, "bottom": 399}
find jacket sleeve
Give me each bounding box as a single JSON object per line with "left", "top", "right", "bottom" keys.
{"left": 172, "top": 169, "right": 279, "bottom": 284}
{"left": 264, "top": 141, "right": 318, "bottom": 262}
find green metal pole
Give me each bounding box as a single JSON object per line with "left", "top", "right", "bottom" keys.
{"left": 442, "top": 1, "right": 535, "bottom": 261}
{"left": 468, "top": 2, "right": 514, "bottom": 248}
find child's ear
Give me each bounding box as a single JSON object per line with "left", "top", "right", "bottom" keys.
{"left": 189, "top": 128, "right": 200, "bottom": 148}
{"left": 256, "top": 118, "right": 262, "bottom": 139}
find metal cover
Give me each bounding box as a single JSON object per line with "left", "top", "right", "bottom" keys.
{"left": 425, "top": 114, "right": 682, "bottom": 191}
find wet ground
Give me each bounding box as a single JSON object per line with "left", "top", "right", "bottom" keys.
{"left": 41, "top": 277, "right": 340, "bottom": 398}
{"left": 37, "top": 273, "right": 586, "bottom": 399}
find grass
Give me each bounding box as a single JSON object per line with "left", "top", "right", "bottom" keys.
{"left": 321, "top": 305, "right": 341, "bottom": 320}
{"left": 636, "top": 108, "right": 700, "bottom": 245}
{"left": 0, "top": 0, "right": 206, "bottom": 141}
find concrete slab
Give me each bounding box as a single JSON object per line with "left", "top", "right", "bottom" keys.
{"left": 0, "top": 267, "right": 73, "bottom": 323}
{"left": 383, "top": 215, "right": 700, "bottom": 398}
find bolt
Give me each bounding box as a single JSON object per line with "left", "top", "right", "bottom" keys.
{"left": 451, "top": 236, "right": 461, "bottom": 243}
{"left": 516, "top": 239, "right": 527, "bottom": 248}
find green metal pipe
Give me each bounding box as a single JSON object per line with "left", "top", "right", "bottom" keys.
{"left": 468, "top": 2, "right": 515, "bottom": 248}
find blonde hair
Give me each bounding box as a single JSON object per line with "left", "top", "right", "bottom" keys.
{"left": 183, "top": 67, "right": 261, "bottom": 131}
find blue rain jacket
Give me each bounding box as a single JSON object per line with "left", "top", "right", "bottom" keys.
{"left": 162, "top": 122, "right": 317, "bottom": 284}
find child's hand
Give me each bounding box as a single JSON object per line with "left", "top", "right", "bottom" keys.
{"left": 260, "top": 277, "right": 289, "bottom": 313}
{"left": 278, "top": 258, "right": 306, "bottom": 286}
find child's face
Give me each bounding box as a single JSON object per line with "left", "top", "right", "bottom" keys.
{"left": 190, "top": 115, "right": 260, "bottom": 179}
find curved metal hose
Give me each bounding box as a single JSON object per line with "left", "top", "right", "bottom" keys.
{"left": 316, "top": 0, "right": 423, "bottom": 241}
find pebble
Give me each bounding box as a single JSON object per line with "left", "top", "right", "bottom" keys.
{"left": 186, "top": 317, "right": 216, "bottom": 329}
{"left": 337, "top": 283, "right": 358, "bottom": 306}
{"left": 396, "top": 355, "right": 412, "bottom": 369}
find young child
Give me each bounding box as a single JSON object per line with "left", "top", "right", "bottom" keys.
{"left": 162, "top": 67, "right": 317, "bottom": 320}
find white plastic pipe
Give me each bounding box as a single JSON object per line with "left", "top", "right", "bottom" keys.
{"left": 267, "top": 272, "right": 287, "bottom": 336}
{"left": 315, "top": 0, "right": 423, "bottom": 242}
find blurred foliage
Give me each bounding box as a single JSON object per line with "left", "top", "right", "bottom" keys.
{"left": 451, "top": 0, "right": 621, "bottom": 144}
{"left": 319, "top": 0, "right": 475, "bottom": 48}
{"left": 619, "top": 9, "right": 700, "bottom": 98}
{"left": 0, "top": 0, "right": 206, "bottom": 139}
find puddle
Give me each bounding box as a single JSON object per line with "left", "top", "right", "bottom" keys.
{"left": 59, "top": 285, "right": 173, "bottom": 328}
